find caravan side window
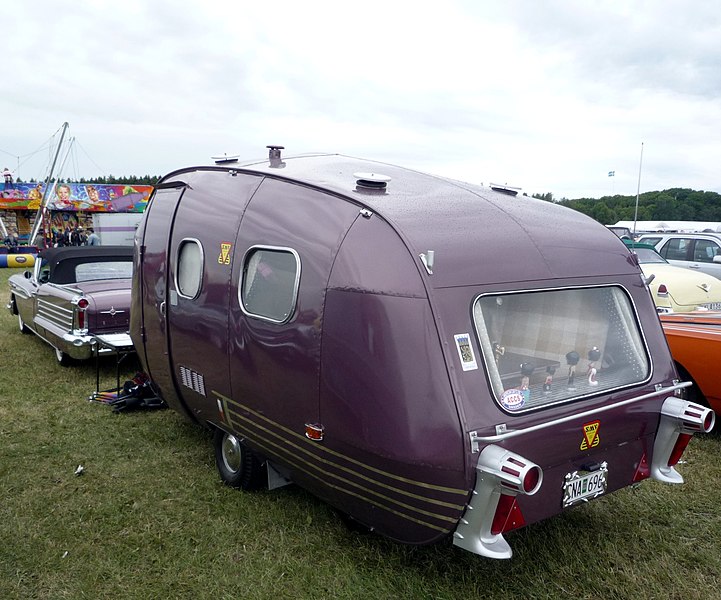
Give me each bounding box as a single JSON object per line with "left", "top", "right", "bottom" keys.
{"left": 240, "top": 246, "right": 300, "bottom": 323}
{"left": 176, "top": 239, "right": 204, "bottom": 299}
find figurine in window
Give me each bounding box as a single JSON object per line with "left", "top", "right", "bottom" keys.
{"left": 519, "top": 362, "right": 534, "bottom": 403}
{"left": 587, "top": 346, "right": 601, "bottom": 386}
{"left": 566, "top": 351, "right": 580, "bottom": 391}
{"left": 492, "top": 342, "right": 505, "bottom": 367}
{"left": 543, "top": 366, "right": 556, "bottom": 394}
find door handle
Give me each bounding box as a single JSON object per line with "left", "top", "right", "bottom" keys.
{"left": 159, "top": 301, "right": 166, "bottom": 317}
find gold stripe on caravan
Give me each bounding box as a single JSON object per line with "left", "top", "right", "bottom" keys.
{"left": 229, "top": 415, "right": 456, "bottom": 532}
{"left": 214, "top": 391, "right": 467, "bottom": 496}
{"left": 226, "top": 408, "right": 465, "bottom": 510}
{"left": 226, "top": 407, "right": 461, "bottom": 522}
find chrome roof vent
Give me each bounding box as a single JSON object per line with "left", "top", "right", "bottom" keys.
{"left": 354, "top": 172, "right": 391, "bottom": 192}
{"left": 267, "top": 145, "right": 286, "bottom": 168}
{"left": 212, "top": 153, "right": 240, "bottom": 164}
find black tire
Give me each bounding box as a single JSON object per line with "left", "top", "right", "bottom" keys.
{"left": 213, "top": 429, "right": 265, "bottom": 490}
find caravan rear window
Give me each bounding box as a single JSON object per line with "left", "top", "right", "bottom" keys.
{"left": 473, "top": 286, "right": 650, "bottom": 413}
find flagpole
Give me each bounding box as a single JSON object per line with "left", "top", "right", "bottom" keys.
{"left": 633, "top": 142, "right": 644, "bottom": 236}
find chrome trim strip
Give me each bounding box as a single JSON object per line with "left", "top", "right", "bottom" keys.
{"left": 470, "top": 381, "right": 691, "bottom": 444}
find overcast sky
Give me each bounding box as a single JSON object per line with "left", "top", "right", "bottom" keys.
{"left": 3, "top": 0, "right": 720, "bottom": 199}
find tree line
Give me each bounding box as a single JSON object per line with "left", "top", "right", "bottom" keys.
{"left": 531, "top": 188, "right": 721, "bottom": 225}
{"left": 14, "top": 175, "right": 162, "bottom": 185}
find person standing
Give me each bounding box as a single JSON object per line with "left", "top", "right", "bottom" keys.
{"left": 3, "top": 167, "right": 14, "bottom": 190}
{"left": 86, "top": 228, "right": 100, "bottom": 246}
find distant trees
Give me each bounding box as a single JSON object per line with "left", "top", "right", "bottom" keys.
{"left": 555, "top": 188, "right": 721, "bottom": 225}
{"left": 14, "top": 175, "right": 161, "bottom": 185}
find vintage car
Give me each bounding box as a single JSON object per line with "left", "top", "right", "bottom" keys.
{"left": 130, "top": 148, "right": 714, "bottom": 559}
{"left": 624, "top": 241, "right": 721, "bottom": 313}
{"left": 637, "top": 232, "right": 721, "bottom": 280}
{"left": 661, "top": 311, "right": 721, "bottom": 419}
{"left": 7, "top": 246, "right": 134, "bottom": 365}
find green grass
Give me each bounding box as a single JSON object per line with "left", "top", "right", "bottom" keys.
{"left": 1, "top": 266, "right": 720, "bottom": 599}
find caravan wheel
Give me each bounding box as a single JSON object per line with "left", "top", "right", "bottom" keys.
{"left": 213, "top": 429, "right": 264, "bottom": 490}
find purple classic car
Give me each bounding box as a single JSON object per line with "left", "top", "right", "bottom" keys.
{"left": 8, "top": 246, "right": 134, "bottom": 365}
{"left": 130, "top": 149, "right": 714, "bottom": 559}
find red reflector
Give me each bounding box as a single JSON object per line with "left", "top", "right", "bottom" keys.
{"left": 633, "top": 452, "right": 650, "bottom": 482}
{"left": 77, "top": 298, "right": 89, "bottom": 309}
{"left": 491, "top": 494, "right": 526, "bottom": 535}
{"left": 704, "top": 412, "right": 714, "bottom": 432}
{"left": 305, "top": 423, "right": 324, "bottom": 441}
{"left": 77, "top": 311, "right": 85, "bottom": 329}
{"left": 523, "top": 467, "right": 540, "bottom": 494}
{"left": 668, "top": 433, "right": 693, "bottom": 467}
{"left": 657, "top": 284, "right": 668, "bottom": 296}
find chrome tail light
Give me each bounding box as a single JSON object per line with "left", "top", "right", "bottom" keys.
{"left": 651, "top": 396, "right": 715, "bottom": 484}
{"left": 453, "top": 444, "right": 542, "bottom": 559}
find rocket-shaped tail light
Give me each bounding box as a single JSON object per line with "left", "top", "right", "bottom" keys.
{"left": 453, "top": 444, "right": 543, "bottom": 559}
{"left": 651, "top": 396, "right": 715, "bottom": 484}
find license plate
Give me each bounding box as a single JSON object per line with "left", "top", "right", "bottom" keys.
{"left": 701, "top": 302, "right": 721, "bottom": 310}
{"left": 562, "top": 463, "right": 608, "bottom": 507}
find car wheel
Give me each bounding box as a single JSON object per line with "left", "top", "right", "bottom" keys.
{"left": 213, "top": 428, "right": 265, "bottom": 490}
{"left": 54, "top": 347, "right": 71, "bottom": 366}
{"left": 18, "top": 311, "right": 30, "bottom": 334}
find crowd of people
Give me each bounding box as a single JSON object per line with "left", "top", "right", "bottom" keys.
{"left": 51, "top": 225, "right": 100, "bottom": 247}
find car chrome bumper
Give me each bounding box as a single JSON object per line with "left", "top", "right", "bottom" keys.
{"left": 60, "top": 331, "right": 134, "bottom": 359}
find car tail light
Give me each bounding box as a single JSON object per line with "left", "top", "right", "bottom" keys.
{"left": 657, "top": 284, "right": 669, "bottom": 297}
{"left": 75, "top": 297, "right": 89, "bottom": 330}
{"left": 667, "top": 433, "right": 692, "bottom": 467}
{"left": 453, "top": 445, "right": 543, "bottom": 559}
{"left": 651, "top": 397, "right": 715, "bottom": 484}
{"left": 490, "top": 493, "right": 526, "bottom": 535}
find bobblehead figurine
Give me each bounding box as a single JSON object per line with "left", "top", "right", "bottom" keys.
{"left": 566, "top": 351, "right": 581, "bottom": 391}
{"left": 587, "top": 346, "right": 601, "bottom": 386}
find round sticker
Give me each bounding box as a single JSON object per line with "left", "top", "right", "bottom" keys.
{"left": 501, "top": 389, "right": 525, "bottom": 411}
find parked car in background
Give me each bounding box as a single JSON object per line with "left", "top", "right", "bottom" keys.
{"left": 637, "top": 232, "right": 721, "bottom": 280}
{"left": 661, "top": 311, "right": 721, "bottom": 421}
{"left": 7, "top": 246, "right": 134, "bottom": 365}
{"left": 625, "top": 241, "right": 721, "bottom": 313}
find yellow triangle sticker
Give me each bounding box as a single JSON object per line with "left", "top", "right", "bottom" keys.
{"left": 218, "top": 242, "right": 232, "bottom": 265}
{"left": 580, "top": 420, "right": 600, "bottom": 450}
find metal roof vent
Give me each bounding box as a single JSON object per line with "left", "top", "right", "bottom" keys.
{"left": 267, "top": 145, "right": 286, "bottom": 168}
{"left": 212, "top": 153, "right": 240, "bottom": 164}
{"left": 489, "top": 183, "right": 521, "bottom": 196}
{"left": 354, "top": 172, "right": 391, "bottom": 192}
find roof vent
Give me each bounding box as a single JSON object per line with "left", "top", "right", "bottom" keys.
{"left": 354, "top": 172, "right": 391, "bottom": 192}
{"left": 267, "top": 145, "right": 286, "bottom": 168}
{"left": 212, "top": 153, "right": 240, "bottom": 164}
{"left": 489, "top": 183, "right": 521, "bottom": 196}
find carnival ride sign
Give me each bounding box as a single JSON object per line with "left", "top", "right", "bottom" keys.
{"left": 0, "top": 183, "right": 153, "bottom": 212}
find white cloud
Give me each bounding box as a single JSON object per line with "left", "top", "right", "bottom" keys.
{"left": 3, "top": 0, "right": 720, "bottom": 199}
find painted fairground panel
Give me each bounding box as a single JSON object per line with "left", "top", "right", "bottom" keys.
{"left": 0, "top": 183, "right": 153, "bottom": 212}
{"left": 473, "top": 286, "right": 651, "bottom": 413}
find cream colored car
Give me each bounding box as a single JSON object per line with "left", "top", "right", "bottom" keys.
{"left": 630, "top": 243, "right": 721, "bottom": 313}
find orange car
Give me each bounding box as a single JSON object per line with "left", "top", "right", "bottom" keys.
{"left": 661, "top": 312, "right": 721, "bottom": 415}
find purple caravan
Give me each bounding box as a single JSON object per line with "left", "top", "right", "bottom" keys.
{"left": 130, "top": 148, "right": 714, "bottom": 559}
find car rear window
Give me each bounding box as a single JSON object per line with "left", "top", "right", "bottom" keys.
{"left": 473, "top": 286, "right": 650, "bottom": 413}
{"left": 75, "top": 261, "right": 133, "bottom": 282}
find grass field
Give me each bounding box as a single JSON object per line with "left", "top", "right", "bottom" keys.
{"left": 1, "top": 266, "right": 720, "bottom": 599}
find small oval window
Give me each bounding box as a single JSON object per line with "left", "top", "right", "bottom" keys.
{"left": 177, "top": 239, "right": 203, "bottom": 298}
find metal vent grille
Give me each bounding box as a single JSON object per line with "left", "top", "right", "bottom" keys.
{"left": 179, "top": 365, "right": 206, "bottom": 396}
